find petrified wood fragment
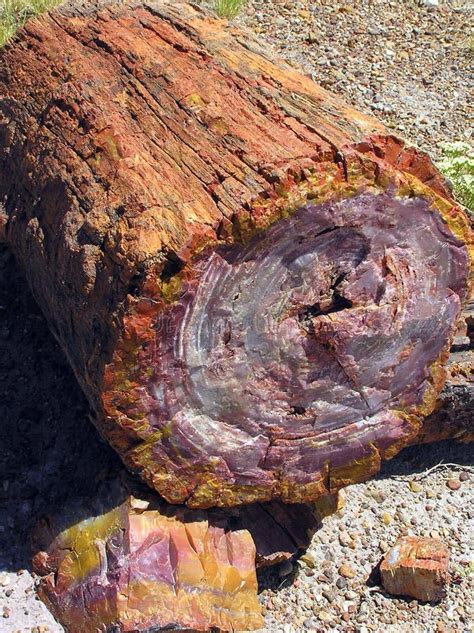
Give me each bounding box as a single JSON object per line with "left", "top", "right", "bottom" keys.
{"left": 33, "top": 496, "right": 263, "bottom": 633}
{"left": 32, "top": 474, "right": 330, "bottom": 633}
{"left": 0, "top": 1, "right": 471, "bottom": 508}
{"left": 380, "top": 536, "right": 451, "bottom": 603}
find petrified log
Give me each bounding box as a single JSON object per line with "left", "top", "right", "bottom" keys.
{"left": 0, "top": 1, "right": 472, "bottom": 509}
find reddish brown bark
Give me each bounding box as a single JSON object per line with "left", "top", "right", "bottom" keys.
{"left": 0, "top": 1, "right": 471, "bottom": 510}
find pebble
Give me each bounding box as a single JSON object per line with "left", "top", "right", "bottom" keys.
{"left": 409, "top": 481, "right": 423, "bottom": 493}
{"left": 339, "top": 563, "right": 356, "bottom": 579}
{"left": 300, "top": 552, "right": 316, "bottom": 568}
{"left": 336, "top": 576, "right": 347, "bottom": 589}
{"left": 339, "top": 532, "right": 354, "bottom": 547}
{"left": 322, "top": 589, "right": 336, "bottom": 603}
{"left": 0, "top": 575, "right": 10, "bottom": 588}
{"left": 458, "top": 472, "right": 469, "bottom": 482}
{"left": 317, "top": 610, "right": 331, "bottom": 622}
{"left": 446, "top": 479, "right": 461, "bottom": 491}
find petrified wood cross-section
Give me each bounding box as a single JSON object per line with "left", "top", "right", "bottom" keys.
{"left": 33, "top": 497, "right": 264, "bottom": 632}
{"left": 0, "top": 1, "right": 471, "bottom": 509}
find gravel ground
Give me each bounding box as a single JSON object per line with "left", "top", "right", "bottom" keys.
{"left": 0, "top": 1, "right": 473, "bottom": 632}
{"left": 238, "top": 0, "right": 473, "bottom": 159}
{"left": 257, "top": 445, "right": 473, "bottom": 633}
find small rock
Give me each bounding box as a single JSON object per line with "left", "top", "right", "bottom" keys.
{"left": 339, "top": 563, "right": 356, "bottom": 579}
{"left": 300, "top": 552, "right": 316, "bottom": 568}
{"left": 0, "top": 574, "right": 10, "bottom": 587}
{"left": 409, "top": 481, "right": 422, "bottom": 493}
{"left": 318, "top": 610, "right": 332, "bottom": 622}
{"left": 381, "top": 512, "right": 392, "bottom": 525}
{"left": 336, "top": 576, "right": 347, "bottom": 589}
{"left": 323, "top": 568, "right": 333, "bottom": 582}
{"left": 307, "top": 32, "right": 318, "bottom": 44}
{"left": 322, "top": 588, "right": 336, "bottom": 603}
{"left": 339, "top": 532, "right": 354, "bottom": 547}
{"left": 459, "top": 471, "right": 469, "bottom": 482}
{"left": 380, "top": 536, "right": 450, "bottom": 602}
{"left": 446, "top": 479, "right": 461, "bottom": 491}
{"left": 2, "top": 607, "right": 11, "bottom": 618}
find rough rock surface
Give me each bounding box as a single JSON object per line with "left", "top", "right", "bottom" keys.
{"left": 380, "top": 536, "right": 451, "bottom": 602}
{"left": 0, "top": 0, "right": 471, "bottom": 511}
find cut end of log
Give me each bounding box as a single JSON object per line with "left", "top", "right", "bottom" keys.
{"left": 105, "top": 175, "right": 470, "bottom": 507}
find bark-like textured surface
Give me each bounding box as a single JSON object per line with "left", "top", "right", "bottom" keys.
{"left": 380, "top": 537, "right": 451, "bottom": 603}
{"left": 0, "top": 1, "right": 471, "bottom": 508}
